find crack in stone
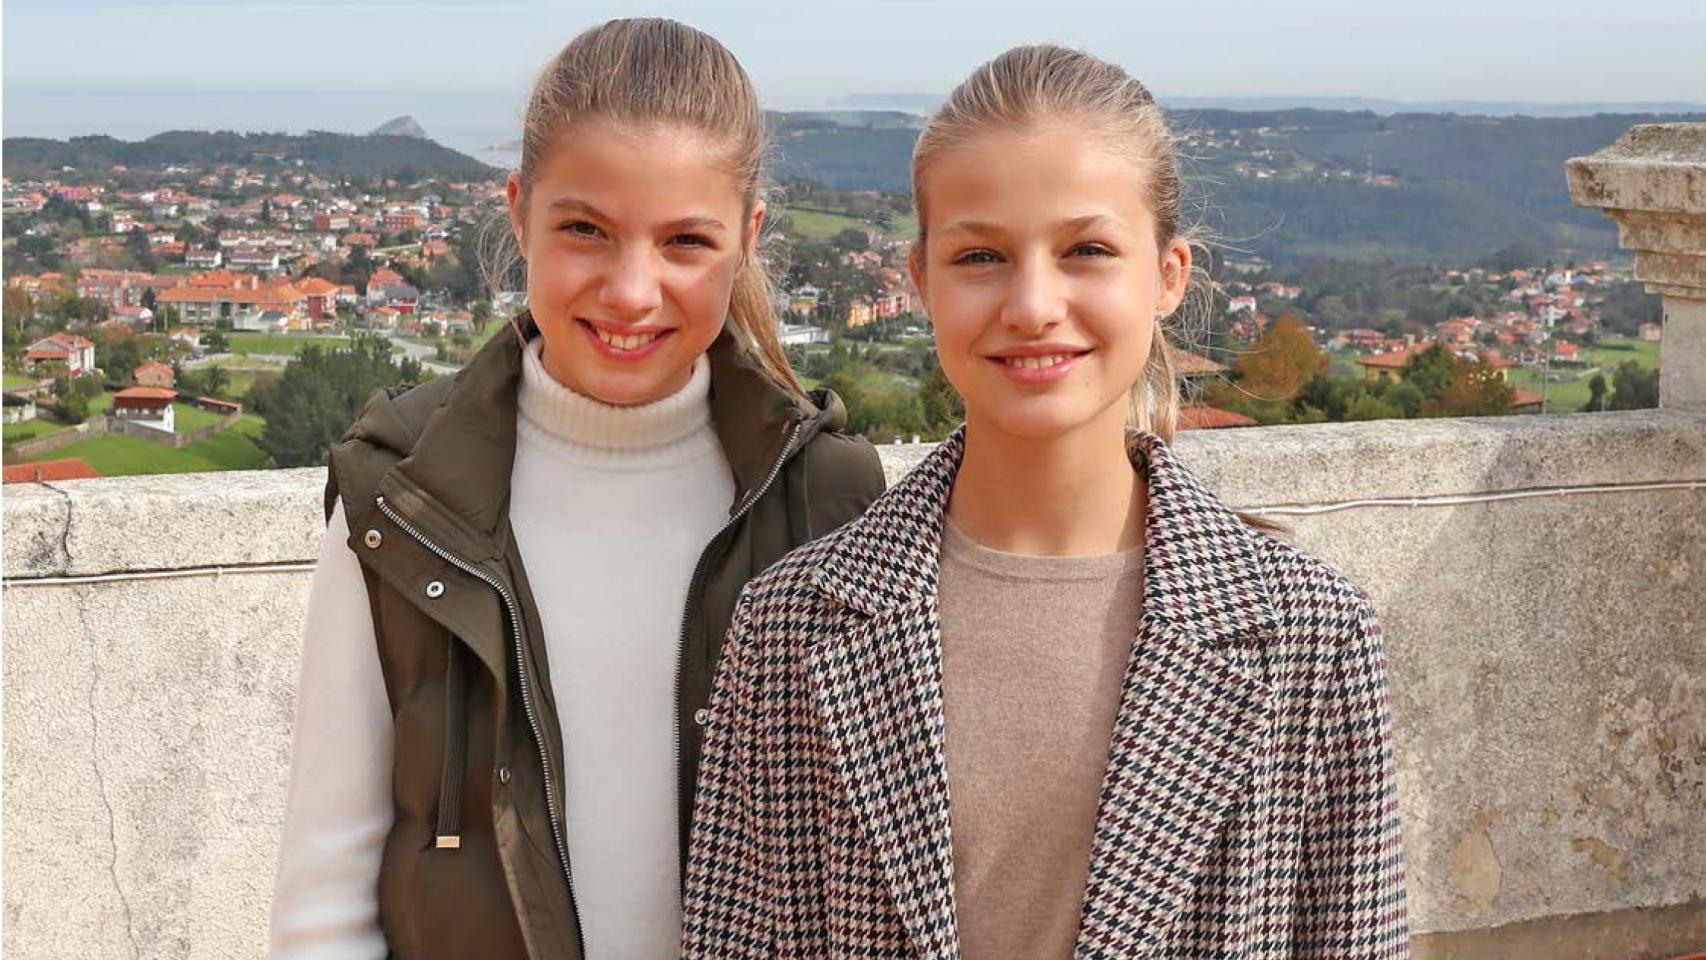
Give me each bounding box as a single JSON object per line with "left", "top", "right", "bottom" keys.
{"left": 39, "top": 481, "right": 74, "bottom": 573}
{"left": 80, "top": 590, "right": 141, "bottom": 960}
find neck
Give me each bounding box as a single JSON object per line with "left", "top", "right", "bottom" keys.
{"left": 947, "top": 405, "right": 1146, "bottom": 556}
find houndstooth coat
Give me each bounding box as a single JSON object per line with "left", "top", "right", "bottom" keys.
{"left": 682, "top": 427, "right": 1410, "bottom": 959}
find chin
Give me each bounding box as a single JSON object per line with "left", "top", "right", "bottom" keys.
{"left": 971, "top": 398, "right": 1112, "bottom": 442}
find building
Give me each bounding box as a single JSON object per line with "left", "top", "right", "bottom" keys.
{"left": 158, "top": 275, "right": 306, "bottom": 328}
{"left": 1178, "top": 405, "right": 1257, "bottom": 430}
{"left": 25, "top": 332, "right": 96, "bottom": 376}
{"left": 1, "top": 458, "right": 101, "bottom": 483}
{"left": 779, "top": 323, "right": 830, "bottom": 346}
{"left": 134, "top": 361, "right": 175, "bottom": 389}
{"left": 111, "top": 386, "right": 177, "bottom": 433}
{"left": 296, "top": 277, "right": 341, "bottom": 323}
{"left": 3, "top": 393, "right": 38, "bottom": 425}
{"left": 1638, "top": 322, "right": 1663, "bottom": 342}
{"left": 186, "top": 249, "right": 223, "bottom": 270}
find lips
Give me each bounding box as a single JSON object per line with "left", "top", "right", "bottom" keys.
{"left": 985, "top": 343, "right": 1093, "bottom": 384}
{"left": 576, "top": 318, "right": 675, "bottom": 360}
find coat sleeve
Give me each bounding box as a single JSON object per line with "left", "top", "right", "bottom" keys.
{"left": 681, "top": 591, "right": 776, "bottom": 959}
{"left": 268, "top": 500, "right": 393, "bottom": 960}
{"left": 1294, "top": 596, "right": 1411, "bottom": 958}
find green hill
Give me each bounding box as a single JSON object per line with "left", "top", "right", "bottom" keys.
{"left": 766, "top": 109, "right": 1704, "bottom": 264}
{"left": 3, "top": 129, "right": 496, "bottom": 180}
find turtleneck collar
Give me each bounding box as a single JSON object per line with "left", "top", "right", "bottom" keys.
{"left": 517, "top": 335, "right": 717, "bottom": 468}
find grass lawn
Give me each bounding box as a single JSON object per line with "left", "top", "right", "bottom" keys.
{"left": 15, "top": 413, "right": 270, "bottom": 475}
{"left": 3, "top": 372, "right": 38, "bottom": 389}
{"left": 781, "top": 207, "right": 875, "bottom": 242}
{"left": 3, "top": 418, "right": 73, "bottom": 447}
{"left": 228, "top": 333, "right": 350, "bottom": 356}
{"left": 172, "top": 402, "right": 228, "bottom": 432}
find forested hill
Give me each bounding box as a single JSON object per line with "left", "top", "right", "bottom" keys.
{"left": 2, "top": 130, "right": 496, "bottom": 180}
{"left": 768, "top": 109, "right": 1705, "bottom": 263}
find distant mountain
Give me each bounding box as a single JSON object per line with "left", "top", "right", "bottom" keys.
{"left": 766, "top": 108, "right": 1705, "bottom": 263}
{"left": 370, "top": 115, "right": 428, "bottom": 139}
{"left": 2, "top": 129, "right": 496, "bottom": 180}
{"left": 1159, "top": 96, "right": 1706, "bottom": 118}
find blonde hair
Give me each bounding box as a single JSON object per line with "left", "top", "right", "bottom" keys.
{"left": 489, "top": 17, "right": 802, "bottom": 396}
{"left": 911, "top": 44, "right": 1215, "bottom": 442}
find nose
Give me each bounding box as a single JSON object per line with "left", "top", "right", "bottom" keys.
{"left": 1000, "top": 253, "right": 1066, "bottom": 336}
{"left": 598, "top": 246, "right": 663, "bottom": 319}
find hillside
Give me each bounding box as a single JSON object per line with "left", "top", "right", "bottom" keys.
{"left": 2, "top": 129, "right": 495, "bottom": 179}
{"left": 767, "top": 109, "right": 1704, "bottom": 263}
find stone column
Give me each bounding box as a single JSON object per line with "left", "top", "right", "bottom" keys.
{"left": 1567, "top": 123, "right": 1706, "bottom": 412}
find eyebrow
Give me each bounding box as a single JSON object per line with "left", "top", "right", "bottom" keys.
{"left": 545, "top": 196, "right": 730, "bottom": 234}
{"left": 937, "top": 213, "right": 1121, "bottom": 237}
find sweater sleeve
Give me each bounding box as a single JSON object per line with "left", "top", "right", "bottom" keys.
{"left": 268, "top": 500, "right": 393, "bottom": 960}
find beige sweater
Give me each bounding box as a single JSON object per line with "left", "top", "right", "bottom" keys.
{"left": 937, "top": 516, "right": 1145, "bottom": 960}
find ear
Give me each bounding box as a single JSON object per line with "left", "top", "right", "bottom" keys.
{"left": 1156, "top": 237, "right": 1192, "bottom": 316}
{"left": 907, "top": 241, "right": 927, "bottom": 304}
{"left": 745, "top": 199, "right": 767, "bottom": 260}
{"left": 505, "top": 172, "right": 528, "bottom": 255}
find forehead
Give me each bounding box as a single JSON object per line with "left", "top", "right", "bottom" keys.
{"left": 921, "top": 118, "right": 1155, "bottom": 231}
{"left": 528, "top": 117, "right": 746, "bottom": 219}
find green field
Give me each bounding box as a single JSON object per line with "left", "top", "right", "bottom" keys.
{"left": 1505, "top": 337, "right": 1658, "bottom": 413}
{"left": 172, "top": 402, "right": 228, "bottom": 432}
{"left": 2, "top": 417, "right": 72, "bottom": 446}
{"left": 228, "top": 333, "right": 350, "bottom": 356}
{"left": 3, "top": 372, "right": 38, "bottom": 389}
{"left": 14, "top": 413, "right": 270, "bottom": 475}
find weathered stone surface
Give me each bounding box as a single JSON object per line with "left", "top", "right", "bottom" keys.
{"left": 2, "top": 467, "right": 325, "bottom": 579}
{"left": 3, "top": 411, "right": 1704, "bottom": 957}
{"left": 1566, "top": 123, "right": 1706, "bottom": 217}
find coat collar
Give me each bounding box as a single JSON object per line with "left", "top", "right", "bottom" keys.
{"left": 805, "top": 424, "right": 1278, "bottom": 959}
{"left": 387, "top": 314, "right": 829, "bottom": 549}
{"left": 813, "top": 424, "right": 1279, "bottom": 646}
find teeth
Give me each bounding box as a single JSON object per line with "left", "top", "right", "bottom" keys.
{"left": 593, "top": 326, "right": 661, "bottom": 351}
{"left": 1003, "top": 354, "right": 1070, "bottom": 370}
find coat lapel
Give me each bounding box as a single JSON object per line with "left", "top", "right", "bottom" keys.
{"left": 808, "top": 427, "right": 1277, "bottom": 960}
{"left": 807, "top": 431, "right": 963, "bottom": 960}
{"left": 1076, "top": 433, "right": 1276, "bottom": 958}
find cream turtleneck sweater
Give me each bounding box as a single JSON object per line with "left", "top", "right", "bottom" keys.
{"left": 269, "top": 339, "right": 736, "bottom": 960}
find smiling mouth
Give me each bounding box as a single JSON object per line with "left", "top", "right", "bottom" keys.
{"left": 581, "top": 319, "right": 669, "bottom": 352}
{"left": 997, "top": 353, "right": 1080, "bottom": 370}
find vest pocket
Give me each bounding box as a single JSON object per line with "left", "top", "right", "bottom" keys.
{"left": 434, "top": 636, "right": 470, "bottom": 850}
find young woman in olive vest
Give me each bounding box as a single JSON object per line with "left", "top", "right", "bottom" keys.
{"left": 268, "top": 19, "right": 885, "bottom": 960}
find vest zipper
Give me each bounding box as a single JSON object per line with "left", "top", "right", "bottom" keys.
{"left": 674, "top": 420, "right": 805, "bottom": 873}
{"left": 374, "top": 494, "right": 585, "bottom": 955}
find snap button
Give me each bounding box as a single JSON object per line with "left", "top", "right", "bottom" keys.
{"left": 693, "top": 708, "right": 710, "bottom": 726}
{"left": 498, "top": 766, "right": 512, "bottom": 784}
{"left": 425, "top": 580, "right": 445, "bottom": 599}
{"left": 363, "top": 529, "right": 383, "bottom": 549}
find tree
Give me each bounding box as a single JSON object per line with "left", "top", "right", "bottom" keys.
{"left": 1583, "top": 373, "right": 1608, "bottom": 413}
{"left": 1607, "top": 361, "right": 1659, "bottom": 410}
{"left": 1401, "top": 344, "right": 1457, "bottom": 398}
{"left": 202, "top": 328, "right": 231, "bottom": 354}
{"left": 204, "top": 364, "right": 231, "bottom": 399}
{"left": 127, "top": 229, "right": 159, "bottom": 272}
{"left": 918, "top": 360, "right": 964, "bottom": 436}
{"left": 1423, "top": 364, "right": 1514, "bottom": 418}
{"left": 259, "top": 336, "right": 425, "bottom": 467}
{"left": 1236, "top": 313, "right": 1322, "bottom": 403}
{"left": 60, "top": 388, "right": 89, "bottom": 424}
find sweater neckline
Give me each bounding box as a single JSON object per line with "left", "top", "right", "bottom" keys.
{"left": 517, "top": 336, "right": 715, "bottom": 458}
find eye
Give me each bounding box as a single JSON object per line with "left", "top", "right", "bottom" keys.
{"left": 1068, "top": 242, "right": 1115, "bottom": 258}
{"left": 950, "top": 249, "right": 1002, "bottom": 266}
{"left": 559, "top": 220, "right": 603, "bottom": 238}
{"left": 668, "top": 232, "right": 715, "bottom": 249}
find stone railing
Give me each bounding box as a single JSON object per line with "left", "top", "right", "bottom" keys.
{"left": 4, "top": 127, "right": 1705, "bottom": 960}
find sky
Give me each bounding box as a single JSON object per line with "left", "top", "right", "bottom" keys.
{"left": 5, "top": 0, "right": 1704, "bottom": 152}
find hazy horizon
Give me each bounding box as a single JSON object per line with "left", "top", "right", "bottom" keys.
{"left": 6, "top": 0, "right": 1704, "bottom": 157}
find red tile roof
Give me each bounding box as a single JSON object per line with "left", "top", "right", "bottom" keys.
{"left": 3, "top": 458, "right": 102, "bottom": 483}
{"left": 1164, "top": 343, "right": 1228, "bottom": 377}
{"left": 114, "top": 386, "right": 178, "bottom": 402}
{"left": 1178, "top": 405, "right": 1258, "bottom": 430}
